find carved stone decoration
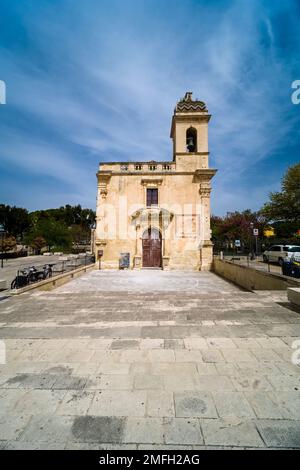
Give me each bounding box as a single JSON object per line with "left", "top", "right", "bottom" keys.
{"left": 199, "top": 182, "right": 211, "bottom": 197}
{"left": 98, "top": 183, "right": 108, "bottom": 199}
{"left": 97, "top": 171, "right": 112, "bottom": 200}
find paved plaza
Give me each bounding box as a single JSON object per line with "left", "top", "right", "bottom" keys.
{"left": 0, "top": 270, "right": 299, "bottom": 449}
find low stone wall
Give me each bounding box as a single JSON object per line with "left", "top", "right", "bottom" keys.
{"left": 10, "top": 264, "right": 95, "bottom": 294}
{"left": 287, "top": 287, "right": 300, "bottom": 307}
{"left": 213, "top": 258, "right": 300, "bottom": 291}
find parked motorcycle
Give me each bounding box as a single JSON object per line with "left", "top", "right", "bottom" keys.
{"left": 11, "top": 263, "right": 54, "bottom": 289}
{"left": 42, "top": 264, "right": 54, "bottom": 279}
{"left": 11, "top": 269, "right": 29, "bottom": 289}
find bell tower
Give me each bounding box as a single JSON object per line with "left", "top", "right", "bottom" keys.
{"left": 170, "top": 92, "right": 211, "bottom": 171}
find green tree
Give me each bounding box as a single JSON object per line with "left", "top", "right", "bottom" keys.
{"left": 25, "top": 218, "right": 71, "bottom": 252}
{"left": 1, "top": 235, "right": 17, "bottom": 253}
{"left": 261, "top": 163, "right": 300, "bottom": 236}
{"left": 211, "top": 210, "right": 266, "bottom": 242}
{"left": 70, "top": 224, "right": 90, "bottom": 249}
{"left": 29, "top": 205, "right": 95, "bottom": 236}
{"left": 0, "top": 204, "right": 31, "bottom": 239}
{"left": 30, "top": 236, "right": 47, "bottom": 255}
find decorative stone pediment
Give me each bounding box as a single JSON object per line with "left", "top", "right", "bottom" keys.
{"left": 95, "top": 239, "right": 107, "bottom": 246}
{"left": 141, "top": 178, "right": 163, "bottom": 187}
{"left": 131, "top": 207, "right": 174, "bottom": 230}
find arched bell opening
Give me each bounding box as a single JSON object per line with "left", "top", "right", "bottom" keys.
{"left": 186, "top": 127, "right": 197, "bottom": 153}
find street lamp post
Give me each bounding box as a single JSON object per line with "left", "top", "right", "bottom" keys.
{"left": 249, "top": 222, "right": 255, "bottom": 261}
{"left": 0, "top": 224, "right": 6, "bottom": 269}
{"left": 255, "top": 232, "right": 258, "bottom": 255}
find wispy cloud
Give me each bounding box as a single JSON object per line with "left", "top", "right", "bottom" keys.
{"left": 0, "top": 0, "right": 299, "bottom": 213}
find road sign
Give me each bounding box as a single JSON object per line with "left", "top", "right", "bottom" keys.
{"left": 234, "top": 240, "right": 241, "bottom": 247}
{"left": 253, "top": 229, "right": 259, "bottom": 236}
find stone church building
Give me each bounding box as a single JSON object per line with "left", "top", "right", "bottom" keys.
{"left": 95, "top": 92, "right": 217, "bottom": 270}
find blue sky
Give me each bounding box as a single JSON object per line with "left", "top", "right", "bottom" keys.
{"left": 0, "top": 0, "right": 299, "bottom": 215}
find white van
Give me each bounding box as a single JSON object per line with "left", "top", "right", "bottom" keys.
{"left": 262, "top": 245, "right": 300, "bottom": 265}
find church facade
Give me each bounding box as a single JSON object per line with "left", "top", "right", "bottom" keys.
{"left": 95, "top": 92, "right": 217, "bottom": 270}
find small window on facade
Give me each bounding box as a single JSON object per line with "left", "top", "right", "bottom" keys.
{"left": 147, "top": 188, "right": 158, "bottom": 206}
{"left": 163, "top": 164, "right": 171, "bottom": 170}
{"left": 149, "top": 165, "right": 157, "bottom": 171}
{"left": 135, "top": 164, "right": 142, "bottom": 171}
{"left": 121, "top": 165, "right": 128, "bottom": 171}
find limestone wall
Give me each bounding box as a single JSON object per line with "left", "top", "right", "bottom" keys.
{"left": 96, "top": 171, "right": 211, "bottom": 270}
{"left": 213, "top": 258, "right": 300, "bottom": 291}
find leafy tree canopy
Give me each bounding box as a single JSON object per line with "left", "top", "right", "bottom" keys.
{"left": 0, "top": 204, "right": 96, "bottom": 251}
{"left": 0, "top": 204, "right": 30, "bottom": 238}
{"left": 1, "top": 235, "right": 17, "bottom": 253}
{"left": 261, "top": 163, "right": 300, "bottom": 230}
{"left": 24, "top": 218, "right": 72, "bottom": 252}
{"left": 30, "top": 205, "right": 95, "bottom": 229}
{"left": 211, "top": 210, "right": 266, "bottom": 242}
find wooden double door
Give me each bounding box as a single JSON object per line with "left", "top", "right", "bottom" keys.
{"left": 142, "top": 228, "right": 162, "bottom": 268}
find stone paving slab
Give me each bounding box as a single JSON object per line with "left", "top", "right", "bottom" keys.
{"left": 212, "top": 392, "right": 255, "bottom": 419}
{"left": 201, "top": 418, "right": 264, "bottom": 447}
{"left": 256, "top": 420, "right": 300, "bottom": 448}
{"left": 174, "top": 392, "right": 217, "bottom": 418}
{"left": 164, "top": 418, "right": 203, "bottom": 445}
{"left": 0, "top": 269, "right": 299, "bottom": 448}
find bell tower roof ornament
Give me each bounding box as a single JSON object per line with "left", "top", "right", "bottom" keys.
{"left": 175, "top": 91, "right": 208, "bottom": 113}
{"left": 184, "top": 92, "right": 193, "bottom": 101}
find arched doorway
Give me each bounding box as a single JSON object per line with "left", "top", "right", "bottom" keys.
{"left": 142, "top": 227, "right": 162, "bottom": 268}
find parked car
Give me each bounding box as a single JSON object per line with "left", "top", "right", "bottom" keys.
{"left": 284, "top": 246, "right": 300, "bottom": 262}
{"left": 262, "top": 245, "right": 300, "bottom": 265}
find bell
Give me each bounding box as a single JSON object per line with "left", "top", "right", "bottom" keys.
{"left": 187, "top": 136, "right": 195, "bottom": 152}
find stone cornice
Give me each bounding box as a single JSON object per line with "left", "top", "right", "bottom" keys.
{"left": 96, "top": 169, "right": 218, "bottom": 178}
{"left": 96, "top": 171, "right": 112, "bottom": 180}
{"left": 194, "top": 169, "right": 217, "bottom": 181}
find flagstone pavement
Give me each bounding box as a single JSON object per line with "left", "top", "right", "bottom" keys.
{"left": 0, "top": 269, "right": 299, "bottom": 449}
